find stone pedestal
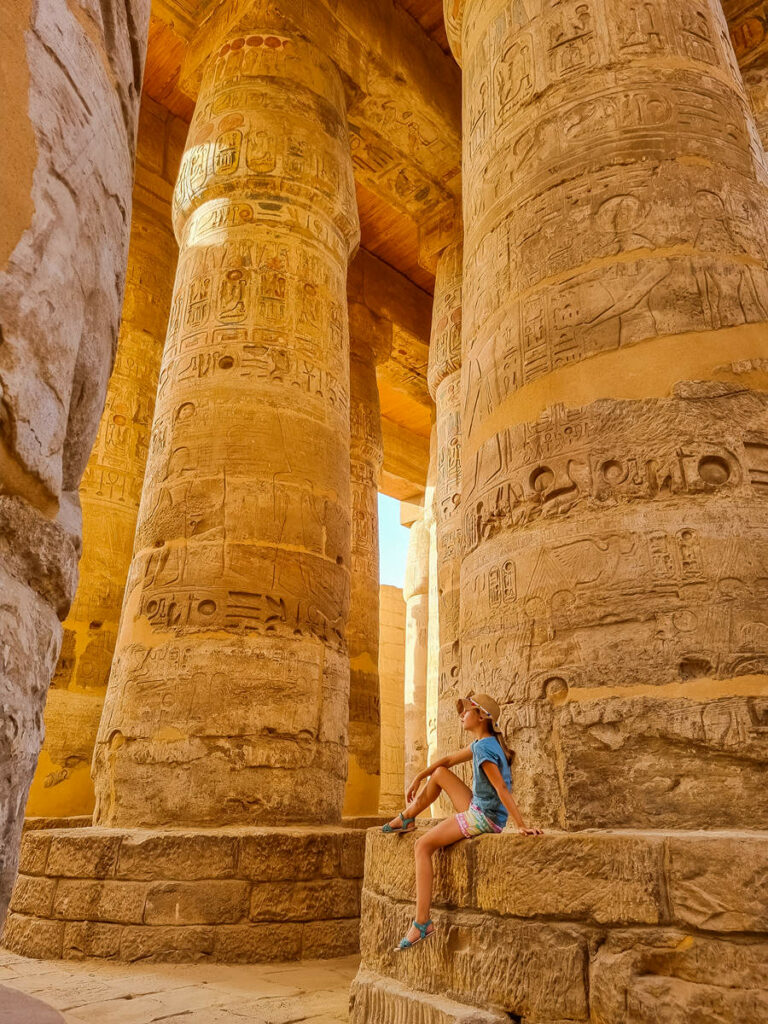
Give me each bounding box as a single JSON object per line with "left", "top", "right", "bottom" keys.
{"left": 4, "top": 825, "right": 365, "bottom": 963}
{"left": 350, "top": 828, "right": 768, "bottom": 1023}
{"left": 92, "top": 25, "right": 359, "bottom": 830}
{"left": 26, "top": 193, "right": 178, "bottom": 819}
{"left": 344, "top": 339, "right": 384, "bottom": 816}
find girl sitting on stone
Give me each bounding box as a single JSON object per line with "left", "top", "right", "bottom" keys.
{"left": 382, "top": 692, "right": 542, "bottom": 950}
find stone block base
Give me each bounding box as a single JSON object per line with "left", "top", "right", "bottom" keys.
{"left": 3, "top": 824, "right": 367, "bottom": 963}
{"left": 350, "top": 970, "right": 508, "bottom": 1023}
{"left": 351, "top": 827, "right": 768, "bottom": 1024}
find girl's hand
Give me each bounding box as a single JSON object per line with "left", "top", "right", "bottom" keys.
{"left": 518, "top": 825, "right": 543, "bottom": 836}
{"left": 405, "top": 776, "right": 422, "bottom": 803}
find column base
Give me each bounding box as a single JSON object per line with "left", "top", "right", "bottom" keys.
{"left": 3, "top": 821, "right": 380, "bottom": 963}
{"left": 352, "top": 827, "right": 768, "bottom": 1024}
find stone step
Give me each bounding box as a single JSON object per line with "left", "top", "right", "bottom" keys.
{"left": 350, "top": 969, "right": 508, "bottom": 1024}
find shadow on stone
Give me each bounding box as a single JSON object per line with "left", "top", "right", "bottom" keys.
{"left": 0, "top": 987, "right": 64, "bottom": 1023}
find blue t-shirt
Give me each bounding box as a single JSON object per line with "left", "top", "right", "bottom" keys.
{"left": 472, "top": 736, "right": 512, "bottom": 827}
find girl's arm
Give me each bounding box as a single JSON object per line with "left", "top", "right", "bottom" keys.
{"left": 481, "top": 762, "right": 543, "bottom": 835}
{"left": 406, "top": 746, "right": 472, "bottom": 802}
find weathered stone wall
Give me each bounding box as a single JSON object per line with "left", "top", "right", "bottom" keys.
{"left": 378, "top": 585, "right": 406, "bottom": 815}
{"left": 458, "top": 0, "right": 768, "bottom": 831}
{"left": 92, "top": 24, "right": 360, "bottom": 829}
{"left": 0, "top": 0, "right": 149, "bottom": 928}
{"left": 26, "top": 98, "right": 185, "bottom": 819}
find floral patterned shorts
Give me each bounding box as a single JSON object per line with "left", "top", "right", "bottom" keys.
{"left": 456, "top": 802, "right": 503, "bottom": 838}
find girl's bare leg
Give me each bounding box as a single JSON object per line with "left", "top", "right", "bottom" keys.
{"left": 387, "top": 766, "right": 472, "bottom": 830}
{"left": 404, "top": 815, "right": 464, "bottom": 943}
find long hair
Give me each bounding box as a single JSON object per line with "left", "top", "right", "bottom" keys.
{"left": 496, "top": 730, "right": 515, "bottom": 767}
{"left": 478, "top": 712, "right": 515, "bottom": 766}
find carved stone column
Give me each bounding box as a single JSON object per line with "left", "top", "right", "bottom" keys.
{"left": 26, "top": 190, "right": 178, "bottom": 818}
{"left": 454, "top": 0, "right": 768, "bottom": 830}
{"left": 402, "top": 511, "right": 430, "bottom": 791}
{"left": 726, "top": 2, "right": 768, "bottom": 147}
{"left": 93, "top": 27, "right": 359, "bottom": 829}
{"left": 343, "top": 337, "right": 384, "bottom": 815}
{"left": 427, "top": 239, "right": 464, "bottom": 772}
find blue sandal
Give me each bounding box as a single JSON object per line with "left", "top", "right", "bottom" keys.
{"left": 381, "top": 811, "right": 415, "bottom": 835}
{"left": 396, "top": 919, "right": 434, "bottom": 951}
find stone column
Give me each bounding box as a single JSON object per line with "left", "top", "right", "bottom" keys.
{"left": 402, "top": 511, "right": 430, "bottom": 791}
{"left": 343, "top": 338, "right": 384, "bottom": 816}
{"left": 427, "top": 239, "right": 464, "bottom": 770}
{"left": 453, "top": 0, "right": 768, "bottom": 830}
{"left": 26, "top": 194, "right": 178, "bottom": 819}
{"left": 0, "top": 0, "right": 148, "bottom": 927}
{"left": 424, "top": 424, "right": 440, "bottom": 767}
{"left": 726, "top": 3, "right": 768, "bottom": 147}
{"left": 378, "top": 584, "right": 406, "bottom": 816}
{"left": 92, "top": 26, "right": 360, "bottom": 828}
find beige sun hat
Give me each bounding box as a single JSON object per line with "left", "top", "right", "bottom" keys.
{"left": 456, "top": 692, "right": 500, "bottom": 722}
{"left": 456, "top": 693, "right": 514, "bottom": 763}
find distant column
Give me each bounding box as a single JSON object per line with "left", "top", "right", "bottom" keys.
{"left": 344, "top": 337, "right": 384, "bottom": 816}
{"left": 402, "top": 510, "right": 430, "bottom": 793}
{"left": 427, "top": 239, "right": 464, "bottom": 768}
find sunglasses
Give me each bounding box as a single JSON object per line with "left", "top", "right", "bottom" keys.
{"left": 460, "top": 699, "right": 488, "bottom": 717}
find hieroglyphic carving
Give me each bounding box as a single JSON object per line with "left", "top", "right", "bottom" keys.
{"left": 349, "top": 121, "right": 454, "bottom": 223}
{"left": 454, "top": 0, "right": 768, "bottom": 832}
{"left": 92, "top": 27, "right": 360, "bottom": 830}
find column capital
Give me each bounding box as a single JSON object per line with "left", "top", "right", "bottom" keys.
{"left": 443, "top": 0, "right": 467, "bottom": 64}
{"left": 403, "top": 512, "right": 430, "bottom": 601}
{"left": 173, "top": 28, "right": 359, "bottom": 255}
